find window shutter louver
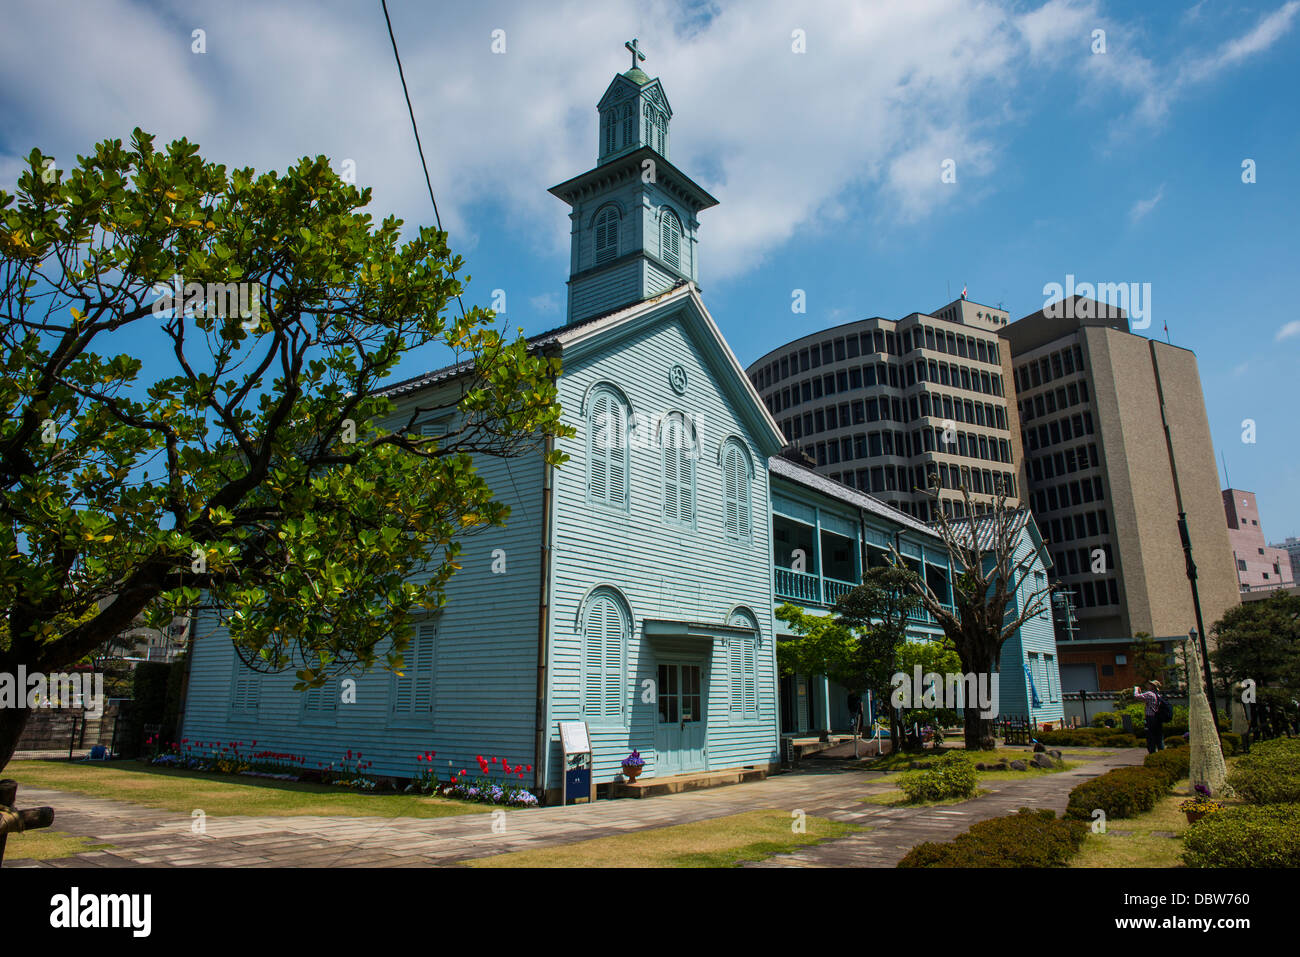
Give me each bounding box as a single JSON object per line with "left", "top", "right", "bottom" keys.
{"left": 661, "top": 211, "right": 681, "bottom": 269}
{"left": 730, "top": 639, "right": 743, "bottom": 713}
{"left": 583, "top": 600, "right": 605, "bottom": 716}
{"left": 743, "top": 638, "right": 756, "bottom": 717}
{"left": 595, "top": 209, "right": 618, "bottom": 265}
{"left": 602, "top": 600, "right": 623, "bottom": 718}
{"left": 584, "top": 595, "right": 625, "bottom": 722}
{"left": 588, "top": 391, "right": 626, "bottom": 506}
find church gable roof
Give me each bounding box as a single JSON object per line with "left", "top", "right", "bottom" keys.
{"left": 597, "top": 73, "right": 672, "bottom": 115}
{"left": 378, "top": 284, "right": 786, "bottom": 458}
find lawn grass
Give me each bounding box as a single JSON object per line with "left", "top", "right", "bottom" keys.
{"left": 465, "top": 809, "right": 858, "bottom": 868}
{"left": 2, "top": 829, "right": 116, "bottom": 862}
{"left": 3, "top": 759, "right": 488, "bottom": 819}
{"left": 1070, "top": 777, "right": 1200, "bottom": 868}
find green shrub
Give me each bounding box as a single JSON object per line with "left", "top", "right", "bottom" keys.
{"left": 898, "top": 752, "right": 977, "bottom": 803}
{"left": 1163, "top": 735, "right": 1187, "bottom": 748}
{"left": 1143, "top": 748, "right": 1190, "bottom": 786}
{"left": 1226, "top": 737, "right": 1300, "bottom": 804}
{"left": 1221, "top": 732, "right": 1241, "bottom": 756}
{"left": 1090, "top": 711, "right": 1120, "bottom": 728}
{"left": 899, "top": 808, "right": 1088, "bottom": 868}
{"left": 1182, "top": 804, "right": 1300, "bottom": 868}
{"left": 1066, "top": 766, "right": 1169, "bottom": 821}
{"left": 1037, "top": 728, "right": 1142, "bottom": 748}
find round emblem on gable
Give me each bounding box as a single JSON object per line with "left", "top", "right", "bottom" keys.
{"left": 669, "top": 364, "right": 688, "bottom": 394}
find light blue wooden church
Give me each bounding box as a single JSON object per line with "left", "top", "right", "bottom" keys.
{"left": 181, "top": 47, "right": 1062, "bottom": 802}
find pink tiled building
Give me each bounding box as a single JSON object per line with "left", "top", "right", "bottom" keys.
{"left": 1223, "top": 488, "right": 1295, "bottom": 592}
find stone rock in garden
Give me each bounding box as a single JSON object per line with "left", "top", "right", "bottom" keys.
{"left": 1010, "top": 760, "right": 1028, "bottom": 771}
{"left": 1031, "top": 753, "right": 1056, "bottom": 769}
{"left": 1033, "top": 742, "right": 1046, "bottom": 752}
{"left": 975, "top": 762, "right": 988, "bottom": 771}
{"left": 995, "top": 761, "right": 1010, "bottom": 770}
{"left": 1048, "top": 749, "right": 1063, "bottom": 760}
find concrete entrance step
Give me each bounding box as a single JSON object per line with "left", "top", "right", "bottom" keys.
{"left": 608, "top": 765, "right": 771, "bottom": 799}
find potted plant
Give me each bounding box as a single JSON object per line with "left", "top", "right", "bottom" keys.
{"left": 621, "top": 750, "right": 645, "bottom": 782}
{"left": 1181, "top": 785, "right": 1222, "bottom": 824}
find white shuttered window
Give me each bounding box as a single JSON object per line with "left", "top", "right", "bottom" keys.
{"left": 391, "top": 621, "right": 437, "bottom": 719}
{"left": 661, "top": 413, "right": 695, "bottom": 526}
{"left": 721, "top": 440, "right": 752, "bottom": 541}
{"left": 582, "top": 592, "right": 626, "bottom": 724}
{"left": 587, "top": 388, "right": 628, "bottom": 508}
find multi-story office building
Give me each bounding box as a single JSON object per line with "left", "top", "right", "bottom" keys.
{"left": 746, "top": 297, "right": 1025, "bottom": 521}
{"left": 1224, "top": 489, "right": 1295, "bottom": 592}
{"left": 1270, "top": 536, "right": 1300, "bottom": 585}
{"left": 1001, "top": 297, "right": 1239, "bottom": 655}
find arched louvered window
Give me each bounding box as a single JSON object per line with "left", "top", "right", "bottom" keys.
{"left": 582, "top": 590, "right": 627, "bottom": 724}
{"left": 620, "top": 104, "right": 635, "bottom": 148}
{"left": 728, "top": 610, "right": 758, "bottom": 720}
{"left": 721, "top": 439, "right": 753, "bottom": 541}
{"left": 586, "top": 387, "right": 628, "bottom": 508}
{"left": 656, "top": 109, "right": 666, "bottom": 154}
{"left": 645, "top": 107, "right": 654, "bottom": 150}
{"left": 660, "top": 412, "right": 695, "bottom": 526}
{"left": 660, "top": 208, "right": 682, "bottom": 270}
{"left": 594, "top": 207, "right": 619, "bottom": 266}
{"left": 602, "top": 109, "right": 616, "bottom": 155}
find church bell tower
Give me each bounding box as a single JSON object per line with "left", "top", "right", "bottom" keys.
{"left": 549, "top": 39, "right": 719, "bottom": 325}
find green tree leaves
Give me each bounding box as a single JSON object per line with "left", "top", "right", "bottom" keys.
{"left": 0, "top": 129, "right": 574, "bottom": 764}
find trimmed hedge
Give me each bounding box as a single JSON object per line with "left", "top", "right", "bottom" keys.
{"left": 898, "top": 752, "right": 977, "bottom": 803}
{"left": 1143, "top": 747, "right": 1190, "bottom": 786}
{"left": 1182, "top": 804, "right": 1300, "bottom": 868}
{"left": 1036, "top": 728, "right": 1141, "bottom": 749}
{"left": 1227, "top": 737, "right": 1300, "bottom": 804}
{"left": 1066, "top": 765, "right": 1170, "bottom": 821}
{"left": 899, "top": 808, "right": 1088, "bottom": 868}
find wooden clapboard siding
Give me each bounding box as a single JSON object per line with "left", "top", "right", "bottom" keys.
{"left": 996, "top": 521, "right": 1065, "bottom": 723}
{"left": 543, "top": 309, "right": 779, "bottom": 788}
{"left": 181, "top": 382, "right": 547, "bottom": 782}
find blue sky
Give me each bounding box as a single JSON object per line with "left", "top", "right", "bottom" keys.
{"left": 3, "top": 0, "right": 1299, "bottom": 536}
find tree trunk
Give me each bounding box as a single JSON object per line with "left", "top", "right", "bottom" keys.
{"left": 963, "top": 705, "right": 995, "bottom": 750}
{"left": 0, "top": 703, "right": 33, "bottom": 773}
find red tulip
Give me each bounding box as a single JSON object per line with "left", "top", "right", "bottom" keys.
{"left": 526, "top": 765, "right": 533, "bottom": 772}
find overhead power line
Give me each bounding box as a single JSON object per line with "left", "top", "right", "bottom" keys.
{"left": 380, "top": 0, "right": 468, "bottom": 322}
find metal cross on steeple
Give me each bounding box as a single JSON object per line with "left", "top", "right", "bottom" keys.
{"left": 625, "top": 38, "right": 646, "bottom": 70}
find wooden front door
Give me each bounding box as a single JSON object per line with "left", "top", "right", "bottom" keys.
{"left": 655, "top": 662, "right": 706, "bottom": 774}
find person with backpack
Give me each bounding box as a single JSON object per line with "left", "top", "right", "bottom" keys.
{"left": 1134, "top": 679, "right": 1172, "bottom": 753}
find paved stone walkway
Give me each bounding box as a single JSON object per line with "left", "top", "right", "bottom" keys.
{"left": 6, "top": 749, "right": 1143, "bottom": 868}
{"left": 744, "top": 748, "right": 1144, "bottom": 867}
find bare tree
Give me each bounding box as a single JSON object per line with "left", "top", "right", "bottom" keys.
{"left": 889, "top": 479, "right": 1055, "bottom": 750}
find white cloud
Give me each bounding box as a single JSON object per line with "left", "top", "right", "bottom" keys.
{"left": 1276, "top": 320, "right": 1300, "bottom": 342}
{"left": 1178, "top": 1, "right": 1300, "bottom": 86}
{"left": 1080, "top": 1, "right": 1300, "bottom": 132}
{"left": 3, "top": 0, "right": 1290, "bottom": 288}
{"left": 1129, "top": 184, "right": 1165, "bottom": 223}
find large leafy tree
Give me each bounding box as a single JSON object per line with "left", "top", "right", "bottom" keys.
{"left": 0, "top": 130, "right": 571, "bottom": 768}
{"left": 1210, "top": 591, "right": 1300, "bottom": 716}
{"left": 893, "top": 482, "right": 1055, "bottom": 750}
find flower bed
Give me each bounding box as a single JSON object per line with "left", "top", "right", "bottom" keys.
{"left": 404, "top": 751, "right": 539, "bottom": 807}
